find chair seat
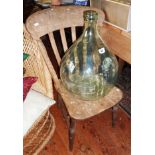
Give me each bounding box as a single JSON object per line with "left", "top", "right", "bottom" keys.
{"left": 58, "top": 81, "right": 123, "bottom": 120}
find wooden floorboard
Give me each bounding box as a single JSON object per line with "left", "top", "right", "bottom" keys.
{"left": 39, "top": 104, "right": 131, "bottom": 155}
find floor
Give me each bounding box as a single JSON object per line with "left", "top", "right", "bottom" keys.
{"left": 39, "top": 104, "right": 131, "bottom": 155}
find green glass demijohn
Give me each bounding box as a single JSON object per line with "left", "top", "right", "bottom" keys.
{"left": 60, "top": 10, "right": 118, "bottom": 100}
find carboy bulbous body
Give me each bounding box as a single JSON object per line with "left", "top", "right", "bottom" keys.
{"left": 60, "top": 10, "right": 118, "bottom": 100}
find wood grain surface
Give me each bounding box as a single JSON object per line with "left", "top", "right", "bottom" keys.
{"left": 99, "top": 23, "right": 131, "bottom": 64}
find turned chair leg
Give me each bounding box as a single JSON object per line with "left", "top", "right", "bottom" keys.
{"left": 118, "top": 58, "right": 125, "bottom": 74}
{"left": 69, "top": 117, "right": 76, "bottom": 151}
{"left": 112, "top": 105, "right": 118, "bottom": 127}
{"left": 57, "top": 95, "right": 61, "bottom": 109}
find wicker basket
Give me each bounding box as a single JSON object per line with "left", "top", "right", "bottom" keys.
{"left": 23, "top": 110, "right": 55, "bottom": 155}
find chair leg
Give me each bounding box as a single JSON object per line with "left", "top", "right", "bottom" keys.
{"left": 57, "top": 94, "right": 61, "bottom": 109}
{"left": 69, "top": 117, "right": 76, "bottom": 151}
{"left": 118, "top": 58, "right": 125, "bottom": 74}
{"left": 112, "top": 105, "right": 118, "bottom": 127}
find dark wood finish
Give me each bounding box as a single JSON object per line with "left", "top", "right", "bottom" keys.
{"left": 69, "top": 117, "right": 76, "bottom": 151}
{"left": 118, "top": 58, "right": 126, "bottom": 74}
{"left": 39, "top": 105, "right": 131, "bottom": 155}
{"left": 112, "top": 105, "right": 118, "bottom": 127}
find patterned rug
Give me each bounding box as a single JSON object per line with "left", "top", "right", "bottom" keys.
{"left": 116, "top": 63, "right": 131, "bottom": 117}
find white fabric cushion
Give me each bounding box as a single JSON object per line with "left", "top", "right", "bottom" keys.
{"left": 23, "top": 89, "right": 55, "bottom": 136}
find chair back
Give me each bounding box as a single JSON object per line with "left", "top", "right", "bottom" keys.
{"left": 25, "top": 6, "right": 105, "bottom": 89}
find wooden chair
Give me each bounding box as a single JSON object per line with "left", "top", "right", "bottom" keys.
{"left": 25, "top": 6, "right": 123, "bottom": 151}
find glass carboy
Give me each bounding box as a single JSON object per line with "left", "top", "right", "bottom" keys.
{"left": 60, "top": 10, "right": 118, "bottom": 100}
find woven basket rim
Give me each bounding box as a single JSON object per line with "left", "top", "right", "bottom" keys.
{"left": 23, "top": 110, "right": 56, "bottom": 154}
{"left": 23, "top": 109, "right": 49, "bottom": 138}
